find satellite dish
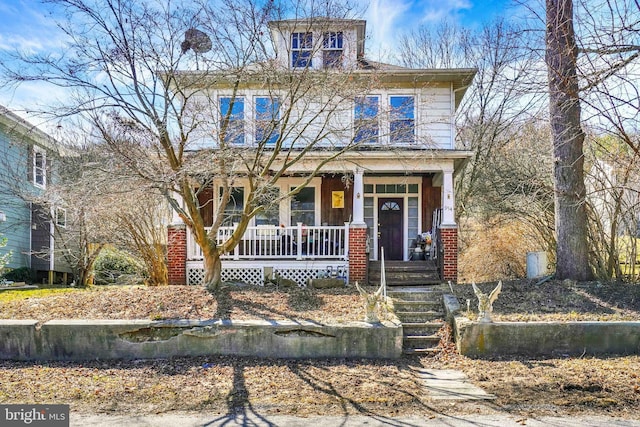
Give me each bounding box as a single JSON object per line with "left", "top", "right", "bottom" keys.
{"left": 181, "top": 28, "right": 212, "bottom": 54}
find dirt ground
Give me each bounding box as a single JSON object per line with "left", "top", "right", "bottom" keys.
{"left": 0, "top": 281, "right": 639, "bottom": 419}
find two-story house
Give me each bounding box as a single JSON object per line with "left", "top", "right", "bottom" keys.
{"left": 0, "top": 106, "right": 73, "bottom": 284}
{"left": 166, "top": 18, "right": 475, "bottom": 286}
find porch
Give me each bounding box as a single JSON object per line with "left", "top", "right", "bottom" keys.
{"left": 185, "top": 223, "right": 350, "bottom": 286}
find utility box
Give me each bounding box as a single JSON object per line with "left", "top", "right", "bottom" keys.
{"left": 526, "top": 251, "right": 548, "bottom": 279}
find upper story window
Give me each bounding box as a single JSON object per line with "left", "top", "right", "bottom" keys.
{"left": 322, "top": 32, "right": 343, "bottom": 69}
{"left": 390, "top": 96, "right": 415, "bottom": 144}
{"left": 291, "top": 32, "right": 313, "bottom": 68}
{"left": 33, "top": 148, "right": 46, "bottom": 188}
{"left": 255, "top": 96, "right": 280, "bottom": 145}
{"left": 354, "top": 96, "right": 379, "bottom": 144}
{"left": 220, "top": 96, "right": 245, "bottom": 145}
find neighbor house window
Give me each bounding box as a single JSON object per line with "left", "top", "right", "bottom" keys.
{"left": 290, "top": 187, "right": 315, "bottom": 225}
{"left": 354, "top": 96, "right": 379, "bottom": 144}
{"left": 390, "top": 95, "right": 415, "bottom": 143}
{"left": 255, "top": 96, "right": 280, "bottom": 145}
{"left": 55, "top": 207, "right": 66, "bottom": 228}
{"left": 220, "top": 96, "right": 245, "bottom": 145}
{"left": 291, "top": 32, "right": 313, "bottom": 68}
{"left": 220, "top": 187, "right": 244, "bottom": 225}
{"left": 33, "top": 149, "right": 46, "bottom": 188}
{"left": 322, "top": 31, "right": 343, "bottom": 68}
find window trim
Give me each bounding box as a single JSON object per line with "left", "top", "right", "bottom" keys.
{"left": 291, "top": 32, "right": 313, "bottom": 68}
{"left": 322, "top": 31, "right": 344, "bottom": 69}
{"left": 219, "top": 96, "right": 245, "bottom": 145}
{"left": 354, "top": 95, "right": 380, "bottom": 144}
{"left": 33, "top": 147, "right": 47, "bottom": 189}
{"left": 254, "top": 96, "right": 281, "bottom": 145}
{"left": 389, "top": 95, "right": 416, "bottom": 144}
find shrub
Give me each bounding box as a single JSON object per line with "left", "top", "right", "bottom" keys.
{"left": 2, "top": 267, "right": 34, "bottom": 283}
{"left": 93, "top": 248, "right": 144, "bottom": 285}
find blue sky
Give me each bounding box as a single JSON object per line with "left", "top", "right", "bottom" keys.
{"left": 0, "top": 0, "right": 512, "bottom": 120}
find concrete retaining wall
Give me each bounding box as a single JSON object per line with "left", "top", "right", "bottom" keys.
{"left": 443, "top": 294, "right": 640, "bottom": 358}
{"left": 0, "top": 319, "right": 402, "bottom": 361}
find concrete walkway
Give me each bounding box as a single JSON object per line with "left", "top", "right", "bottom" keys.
{"left": 413, "top": 368, "right": 496, "bottom": 400}
{"left": 71, "top": 413, "right": 640, "bottom": 426}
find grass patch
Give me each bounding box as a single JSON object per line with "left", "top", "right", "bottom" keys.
{"left": 0, "top": 287, "right": 82, "bottom": 303}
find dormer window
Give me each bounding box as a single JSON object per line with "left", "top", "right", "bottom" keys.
{"left": 323, "top": 32, "right": 343, "bottom": 68}
{"left": 291, "top": 32, "right": 312, "bottom": 68}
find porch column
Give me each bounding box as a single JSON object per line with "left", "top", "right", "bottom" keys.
{"left": 440, "top": 168, "right": 458, "bottom": 283}
{"left": 167, "top": 196, "right": 187, "bottom": 285}
{"left": 348, "top": 168, "right": 368, "bottom": 284}
{"left": 351, "top": 168, "right": 365, "bottom": 225}
{"left": 441, "top": 168, "right": 455, "bottom": 226}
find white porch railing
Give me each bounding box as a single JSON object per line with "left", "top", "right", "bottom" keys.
{"left": 187, "top": 222, "right": 350, "bottom": 261}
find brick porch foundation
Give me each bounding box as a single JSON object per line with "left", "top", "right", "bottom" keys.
{"left": 167, "top": 224, "right": 187, "bottom": 285}
{"left": 440, "top": 225, "right": 458, "bottom": 283}
{"left": 348, "top": 224, "right": 368, "bottom": 285}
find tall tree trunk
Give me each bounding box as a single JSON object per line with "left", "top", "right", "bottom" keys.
{"left": 546, "top": 0, "right": 593, "bottom": 281}
{"left": 202, "top": 244, "right": 222, "bottom": 292}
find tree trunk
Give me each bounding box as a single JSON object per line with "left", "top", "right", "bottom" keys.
{"left": 203, "top": 247, "right": 222, "bottom": 293}
{"left": 546, "top": 0, "right": 593, "bottom": 281}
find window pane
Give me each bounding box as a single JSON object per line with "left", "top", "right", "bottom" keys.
{"left": 354, "top": 96, "right": 379, "bottom": 144}
{"left": 255, "top": 97, "right": 280, "bottom": 144}
{"left": 292, "top": 32, "right": 312, "bottom": 68}
{"left": 292, "top": 50, "right": 312, "bottom": 68}
{"left": 390, "top": 96, "right": 415, "bottom": 144}
{"left": 364, "top": 184, "right": 374, "bottom": 193}
{"left": 323, "top": 32, "right": 343, "bottom": 49}
{"left": 291, "top": 187, "right": 315, "bottom": 225}
{"left": 323, "top": 50, "right": 342, "bottom": 68}
{"left": 292, "top": 32, "right": 312, "bottom": 49}
{"left": 220, "top": 187, "right": 244, "bottom": 225}
{"left": 220, "top": 97, "right": 245, "bottom": 144}
{"left": 408, "top": 184, "right": 419, "bottom": 193}
{"left": 255, "top": 187, "right": 280, "bottom": 225}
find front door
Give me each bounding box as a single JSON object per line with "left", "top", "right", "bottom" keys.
{"left": 378, "top": 198, "right": 404, "bottom": 260}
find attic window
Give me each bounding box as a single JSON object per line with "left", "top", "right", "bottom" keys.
{"left": 291, "top": 32, "right": 312, "bottom": 68}
{"left": 323, "top": 32, "right": 343, "bottom": 68}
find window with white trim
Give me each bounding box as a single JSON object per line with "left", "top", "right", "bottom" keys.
{"left": 354, "top": 96, "right": 379, "bottom": 144}
{"left": 33, "top": 148, "right": 46, "bottom": 188}
{"left": 220, "top": 187, "right": 244, "bottom": 225}
{"left": 220, "top": 96, "right": 245, "bottom": 145}
{"left": 291, "top": 32, "right": 313, "bottom": 68}
{"left": 322, "top": 31, "right": 343, "bottom": 68}
{"left": 255, "top": 96, "right": 280, "bottom": 145}
{"left": 290, "top": 187, "right": 315, "bottom": 225}
{"left": 390, "top": 95, "right": 415, "bottom": 144}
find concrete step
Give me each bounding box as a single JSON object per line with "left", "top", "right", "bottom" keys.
{"left": 402, "top": 322, "right": 444, "bottom": 336}
{"left": 392, "top": 300, "right": 443, "bottom": 312}
{"left": 403, "top": 348, "right": 440, "bottom": 356}
{"left": 395, "top": 310, "right": 445, "bottom": 323}
{"left": 387, "top": 287, "right": 446, "bottom": 301}
{"left": 403, "top": 334, "right": 441, "bottom": 350}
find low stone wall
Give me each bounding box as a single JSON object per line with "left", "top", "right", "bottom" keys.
{"left": 443, "top": 294, "right": 640, "bottom": 358}
{"left": 0, "top": 319, "right": 402, "bottom": 361}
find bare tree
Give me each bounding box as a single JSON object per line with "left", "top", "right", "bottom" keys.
{"left": 1, "top": 0, "right": 374, "bottom": 291}
{"left": 545, "top": 0, "right": 592, "bottom": 280}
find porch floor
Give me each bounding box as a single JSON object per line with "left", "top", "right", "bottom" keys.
{"left": 368, "top": 260, "right": 441, "bottom": 287}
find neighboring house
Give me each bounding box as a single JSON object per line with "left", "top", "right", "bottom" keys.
{"left": 167, "top": 18, "right": 476, "bottom": 286}
{"left": 0, "top": 106, "right": 73, "bottom": 284}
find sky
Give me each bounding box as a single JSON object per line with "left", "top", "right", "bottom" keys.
{"left": 0, "top": 0, "right": 514, "bottom": 127}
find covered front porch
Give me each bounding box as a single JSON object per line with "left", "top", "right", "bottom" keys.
{"left": 168, "top": 151, "right": 468, "bottom": 286}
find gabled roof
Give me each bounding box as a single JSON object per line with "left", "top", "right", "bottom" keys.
{"left": 0, "top": 105, "right": 62, "bottom": 154}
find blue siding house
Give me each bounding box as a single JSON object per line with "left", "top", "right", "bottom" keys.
{"left": 0, "top": 106, "right": 72, "bottom": 284}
